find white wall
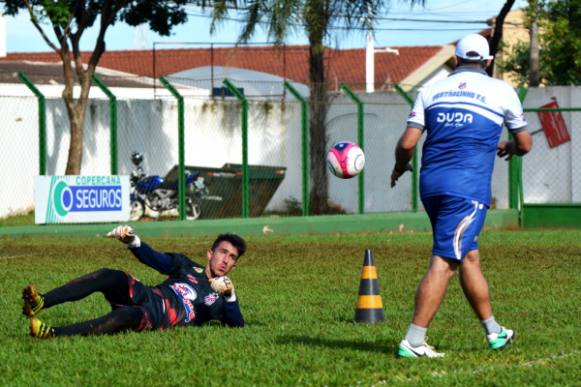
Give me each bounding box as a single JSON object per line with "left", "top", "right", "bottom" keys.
{"left": 0, "top": 96, "right": 38, "bottom": 216}
{"left": 0, "top": 90, "right": 302, "bottom": 218}
{"left": 326, "top": 92, "right": 414, "bottom": 212}
{"left": 1, "top": 85, "right": 578, "bottom": 218}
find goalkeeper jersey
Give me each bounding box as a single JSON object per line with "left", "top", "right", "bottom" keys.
{"left": 129, "top": 242, "right": 244, "bottom": 328}
{"left": 406, "top": 66, "right": 527, "bottom": 205}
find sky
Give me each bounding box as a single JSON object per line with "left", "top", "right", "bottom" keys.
{"left": 3, "top": 0, "right": 528, "bottom": 53}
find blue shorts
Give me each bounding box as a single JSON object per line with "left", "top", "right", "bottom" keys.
{"left": 422, "top": 195, "right": 487, "bottom": 261}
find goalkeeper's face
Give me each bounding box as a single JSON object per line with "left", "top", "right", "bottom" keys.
{"left": 207, "top": 241, "right": 239, "bottom": 277}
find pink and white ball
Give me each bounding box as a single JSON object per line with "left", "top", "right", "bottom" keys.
{"left": 327, "top": 141, "right": 365, "bottom": 179}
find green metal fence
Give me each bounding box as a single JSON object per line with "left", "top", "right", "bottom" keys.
{"left": 518, "top": 88, "right": 581, "bottom": 227}
{"left": 340, "top": 83, "right": 365, "bottom": 214}
{"left": 395, "top": 84, "right": 419, "bottom": 212}
{"left": 284, "top": 81, "right": 309, "bottom": 216}
{"left": 326, "top": 89, "right": 414, "bottom": 214}
{"left": 92, "top": 75, "right": 118, "bottom": 175}
{"left": 18, "top": 72, "right": 46, "bottom": 176}
{"left": 521, "top": 106, "right": 580, "bottom": 204}
{"left": 7, "top": 73, "right": 577, "bottom": 225}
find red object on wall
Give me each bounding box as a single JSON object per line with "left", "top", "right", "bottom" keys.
{"left": 537, "top": 98, "right": 570, "bottom": 148}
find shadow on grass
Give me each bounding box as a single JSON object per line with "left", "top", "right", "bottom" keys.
{"left": 276, "top": 335, "right": 395, "bottom": 354}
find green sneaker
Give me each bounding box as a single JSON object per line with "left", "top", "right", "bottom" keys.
{"left": 30, "top": 317, "right": 55, "bottom": 339}
{"left": 22, "top": 285, "right": 45, "bottom": 317}
{"left": 487, "top": 327, "right": 515, "bottom": 350}
{"left": 398, "top": 339, "right": 445, "bottom": 358}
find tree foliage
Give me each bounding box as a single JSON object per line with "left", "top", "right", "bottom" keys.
{"left": 541, "top": 0, "right": 581, "bottom": 85}
{"left": 496, "top": 0, "right": 581, "bottom": 86}
{"left": 1, "top": 0, "right": 189, "bottom": 174}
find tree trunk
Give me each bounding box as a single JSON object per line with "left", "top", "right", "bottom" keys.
{"left": 61, "top": 53, "right": 90, "bottom": 175}
{"left": 308, "top": 40, "right": 330, "bottom": 214}
{"left": 22, "top": 1, "right": 113, "bottom": 176}
{"left": 64, "top": 105, "right": 87, "bottom": 175}
{"left": 61, "top": 39, "right": 98, "bottom": 175}
{"left": 529, "top": 18, "right": 540, "bottom": 86}
{"left": 488, "top": 0, "right": 516, "bottom": 76}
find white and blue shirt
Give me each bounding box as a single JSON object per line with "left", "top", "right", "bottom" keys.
{"left": 407, "top": 67, "right": 527, "bottom": 205}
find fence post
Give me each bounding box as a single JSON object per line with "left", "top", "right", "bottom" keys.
{"left": 160, "top": 77, "right": 186, "bottom": 221}
{"left": 284, "top": 81, "right": 309, "bottom": 216}
{"left": 510, "top": 87, "right": 529, "bottom": 226}
{"left": 395, "top": 84, "right": 418, "bottom": 212}
{"left": 223, "top": 78, "right": 250, "bottom": 218}
{"left": 18, "top": 72, "right": 46, "bottom": 176}
{"left": 92, "top": 75, "right": 118, "bottom": 175}
{"left": 340, "top": 83, "right": 365, "bottom": 214}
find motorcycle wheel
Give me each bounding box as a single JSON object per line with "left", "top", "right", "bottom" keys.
{"left": 130, "top": 200, "right": 145, "bottom": 221}
{"left": 186, "top": 201, "right": 201, "bottom": 220}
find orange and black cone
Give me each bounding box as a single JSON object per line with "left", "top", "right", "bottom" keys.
{"left": 355, "top": 249, "right": 384, "bottom": 323}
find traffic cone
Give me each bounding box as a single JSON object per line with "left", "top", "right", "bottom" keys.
{"left": 355, "top": 249, "right": 384, "bottom": 323}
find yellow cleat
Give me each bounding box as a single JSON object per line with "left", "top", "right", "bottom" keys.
{"left": 22, "top": 285, "right": 45, "bottom": 317}
{"left": 30, "top": 317, "right": 55, "bottom": 339}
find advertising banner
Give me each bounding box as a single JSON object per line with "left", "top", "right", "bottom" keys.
{"left": 35, "top": 176, "right": 130, "bottom": 224}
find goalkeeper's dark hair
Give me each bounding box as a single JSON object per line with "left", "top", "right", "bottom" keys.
{"left": 212, "top": 233, "right": 247, "bottom": 259}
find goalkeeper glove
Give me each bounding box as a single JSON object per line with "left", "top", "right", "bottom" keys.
{"left": 106, "top": 225, "right": 141, "bottom": 248}
{"left": 209, "top": 276, "right": 236, "bottom": 302}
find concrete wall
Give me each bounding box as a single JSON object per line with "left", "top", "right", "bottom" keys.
{"left": 0, "top": 96, "right": 38, "bottom": 216}
{"left": 0, "top": 87, "right": 304, "bottom": 218}
{"left": 2, "top": 84, "right": 577, "bottom": 218}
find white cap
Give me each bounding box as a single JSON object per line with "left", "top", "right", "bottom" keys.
{"left": 455, "top": 34, "right": 493, "bottom": 61}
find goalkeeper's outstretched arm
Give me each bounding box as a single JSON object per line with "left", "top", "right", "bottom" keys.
{"left": 129, "top": 242, "right": 180, "bottom": 274}
{"left": 107, "top": 225, "right": 179, "bottom": 274}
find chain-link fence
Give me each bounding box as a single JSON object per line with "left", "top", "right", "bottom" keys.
{"left": 3, "top": 71, "right": 578, "bottom": 222}
{"left": 0, "top": 95, "right": 38, "bottom": 217}
{"left": 102, "top": 77, "right": 303, "bottom": 221}
{"left": 326, "top": 91, "right": 413, "bottom": 213}
{"left": 521, "top": 87, "right": 581, "bottom": 204}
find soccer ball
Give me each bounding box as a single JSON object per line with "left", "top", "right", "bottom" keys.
{"left": 327, "top": 141, "right": 365, "bottom": 179}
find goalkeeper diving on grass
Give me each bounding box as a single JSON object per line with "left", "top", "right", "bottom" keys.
{"left": 22, "top": 226, "right": 246, "bottom": 338}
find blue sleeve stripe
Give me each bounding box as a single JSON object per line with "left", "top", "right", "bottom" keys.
{"left": 427, "top": 101, "right": 504, "bottom": 119}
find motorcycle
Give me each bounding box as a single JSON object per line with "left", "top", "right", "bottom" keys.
{"left": 129, "top": 152, "right": 208, "bottom": 221}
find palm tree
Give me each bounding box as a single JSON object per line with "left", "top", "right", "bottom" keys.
{"left": 201, "top": 0, "right": 425, "bottom": 213}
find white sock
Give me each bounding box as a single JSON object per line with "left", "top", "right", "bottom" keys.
{"left": 405, "top": 323, "right": 427, "bottom": 347}
{"left": 481, "top": 316, "right": 501, "bottom": 335}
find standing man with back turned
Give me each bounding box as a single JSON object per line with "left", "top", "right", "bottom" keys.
{"left": 390, "top": 33, "right": 532, "bottom": 358}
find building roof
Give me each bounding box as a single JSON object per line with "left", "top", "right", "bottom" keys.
{"left": 0, "top": 60, "right": 153, "bottom": 88}
{"left": 1, "top": 45, "right": 450, "bottom": 91}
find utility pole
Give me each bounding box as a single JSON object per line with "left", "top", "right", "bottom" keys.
{"left": 366, "top": 31, "right": 374, "bottom": 93}
{"left": 365, "top": 3, "right": 374, "bottom": 93}
{"left": 529, "top": 14, "right": 540, "bottom": 86}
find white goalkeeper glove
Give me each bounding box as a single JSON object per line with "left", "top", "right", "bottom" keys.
{"left": 209, "top": 276, "right": 236, "bottom": 302}
{"left": 106, "top": 225, "right": 141, "bottom": 248}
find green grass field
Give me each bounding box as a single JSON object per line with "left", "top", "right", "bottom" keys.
{"left": 1, "top": 229, "right": 579, "bottom": 386}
